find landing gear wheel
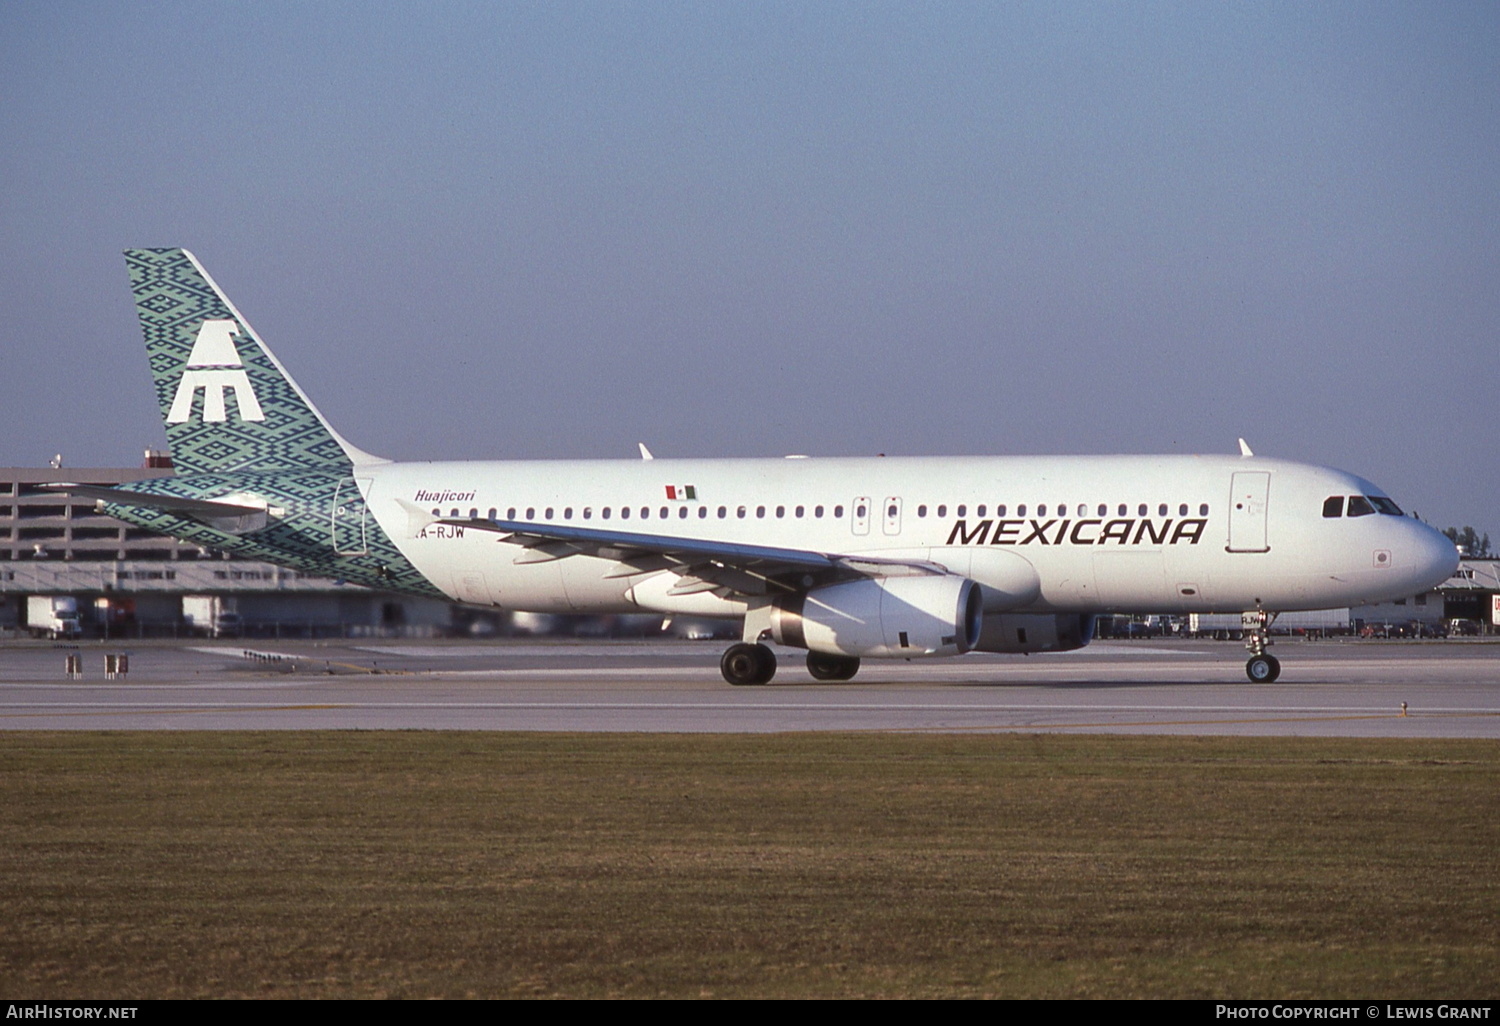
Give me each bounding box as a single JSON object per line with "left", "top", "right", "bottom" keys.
{"left": 721, "top": 643, "right": 777, "bottom": 685}
{"left": 1246, "top": 654, "right": 1281, "bottom": 683}
{"left": 806, "top": 651, "right": 861, "bottom": 682}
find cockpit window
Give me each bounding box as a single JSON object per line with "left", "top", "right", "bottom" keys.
{"left": 1322, "top": 496, "right": 1344, "bottom": 518}
{"left": 1370, "top": 496, "right": 1403, "bottom": 516}
{"left": 1346, "top": 495, "right": 1375, "bottom": 517}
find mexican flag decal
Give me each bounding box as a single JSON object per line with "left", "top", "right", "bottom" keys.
{"left": 664, "top": 485, "right": 698, "bottom": 501}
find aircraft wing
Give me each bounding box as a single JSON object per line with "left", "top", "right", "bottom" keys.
{"left": 396, "top": 499, "right": 946, "bottom": 595}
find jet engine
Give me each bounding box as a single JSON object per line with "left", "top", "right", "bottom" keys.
{"left": 770, "top": 575, "right": 983, "bottom": 658}
{"left": 972, "top": 613, "right": 1095, "bottom": 654}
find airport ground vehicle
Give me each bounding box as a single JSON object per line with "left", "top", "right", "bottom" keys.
{"left": 25, "top": 595, "right": 81, "bottom": 639}
{"left": 180, "top": 595, "right": 242, "bottom": 637}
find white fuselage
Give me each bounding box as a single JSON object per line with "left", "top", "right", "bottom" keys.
{"left": 358, "top": 453, "right": 1456, "bottom": 618}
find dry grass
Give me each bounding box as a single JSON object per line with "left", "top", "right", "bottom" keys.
{"left": 0, "top": 732, "right": 1496, "bottom": 998}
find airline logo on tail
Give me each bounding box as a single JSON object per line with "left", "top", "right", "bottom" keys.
{"left": 166, "top": 319, "right": 265, "bottom": 423}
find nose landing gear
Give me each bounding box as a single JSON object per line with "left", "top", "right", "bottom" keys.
{"left": 1246, "top": 652, "right": 1281, "bottom": 682}
{"left": 1243, "top": 609, "right": 1281, "bottom": 683}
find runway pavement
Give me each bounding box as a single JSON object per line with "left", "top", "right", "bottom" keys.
{"left": 1, "top": 637, "right": 1497, "bottom": 736}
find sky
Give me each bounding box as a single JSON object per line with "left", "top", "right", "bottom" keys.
{"left": 1, "top": 1, "right": 1496, "bottom": 536}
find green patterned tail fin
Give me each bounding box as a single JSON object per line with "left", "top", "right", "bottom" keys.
{"left": 126, "top": 248, "right": 386, "bottom": 474}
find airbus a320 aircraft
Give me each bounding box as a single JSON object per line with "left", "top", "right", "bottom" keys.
{"left": 54, "top": 249, "right": 1458, "bottom": 685}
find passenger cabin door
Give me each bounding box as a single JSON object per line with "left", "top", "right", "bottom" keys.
{"left": 1227, "top": 472, "right": 1270, "bottom": 553}
{"left": 332, "top": 477, "right": 370, "bottom": 556}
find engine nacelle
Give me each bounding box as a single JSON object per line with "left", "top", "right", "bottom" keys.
{"left": 972, "top": 613, "right": 1095, "bottom": 654}
{"left": 771, "top": 575, "right": 983, "bottom": 658}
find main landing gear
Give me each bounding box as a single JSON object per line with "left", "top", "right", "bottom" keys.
{"left": 718, "top": 644, "right": 863, "bottom": 685}
{"left": 806, "top": 651, "right": 861, "bottom": 682}
{"left": 1243, "top": 609, "right": 1281, "bottom": 683}
{"left": 721, "top": 643, "right": 777, "bottom": 686}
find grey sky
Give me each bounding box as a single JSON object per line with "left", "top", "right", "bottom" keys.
{"left": 2, "top": 2, "right": 1495, "bottom": 536}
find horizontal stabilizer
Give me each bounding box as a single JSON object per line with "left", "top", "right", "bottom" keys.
{"left": 395, "top": 497, "right": 439, "bottom": 538}
{"left": 41, "top": 483, "right": 273, "bottom": 534}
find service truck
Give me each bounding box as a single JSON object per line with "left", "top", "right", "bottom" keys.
{"left": 181, "top": 595, "right": 242, "bottom": 637}
{"left": 1189, "top": 609, "right": 1351, "bottom": 638}
{"left": 26, "top": 596, "right": 81, "bottom": 639}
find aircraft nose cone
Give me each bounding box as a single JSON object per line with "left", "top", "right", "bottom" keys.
{"left": 1409, "top": 520, "right": 1460, "bottom": 591}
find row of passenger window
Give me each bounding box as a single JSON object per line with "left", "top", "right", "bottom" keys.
{"left": 437, "top": 500, "right": 1212, "bottom": 523}
{"left": 914, "top": 502, "right": 1210, "bottom": 519}
{"left": 441, "top": 504, "right": 852, "bottom": 522}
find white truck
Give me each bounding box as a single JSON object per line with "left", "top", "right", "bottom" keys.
{"left": 181, "top": 595, "right": 242, "bottom": 637}
{"left": 26, "top": 595, "right": 82, "bottom": 639}
{"left": 1189, "top": 609, "right": 1351, "bottom": 638}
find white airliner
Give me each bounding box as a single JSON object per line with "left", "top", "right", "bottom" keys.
{"left": 56, "top": 249, "right": 1459, "bottom": 685}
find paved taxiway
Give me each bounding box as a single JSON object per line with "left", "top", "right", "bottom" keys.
{"left": 0, "top": 638, "right": 1496, "bottom": 736}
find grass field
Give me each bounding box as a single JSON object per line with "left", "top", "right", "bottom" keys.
{"left": 1, "top": 731, "right": 1496, "bottom": 998}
